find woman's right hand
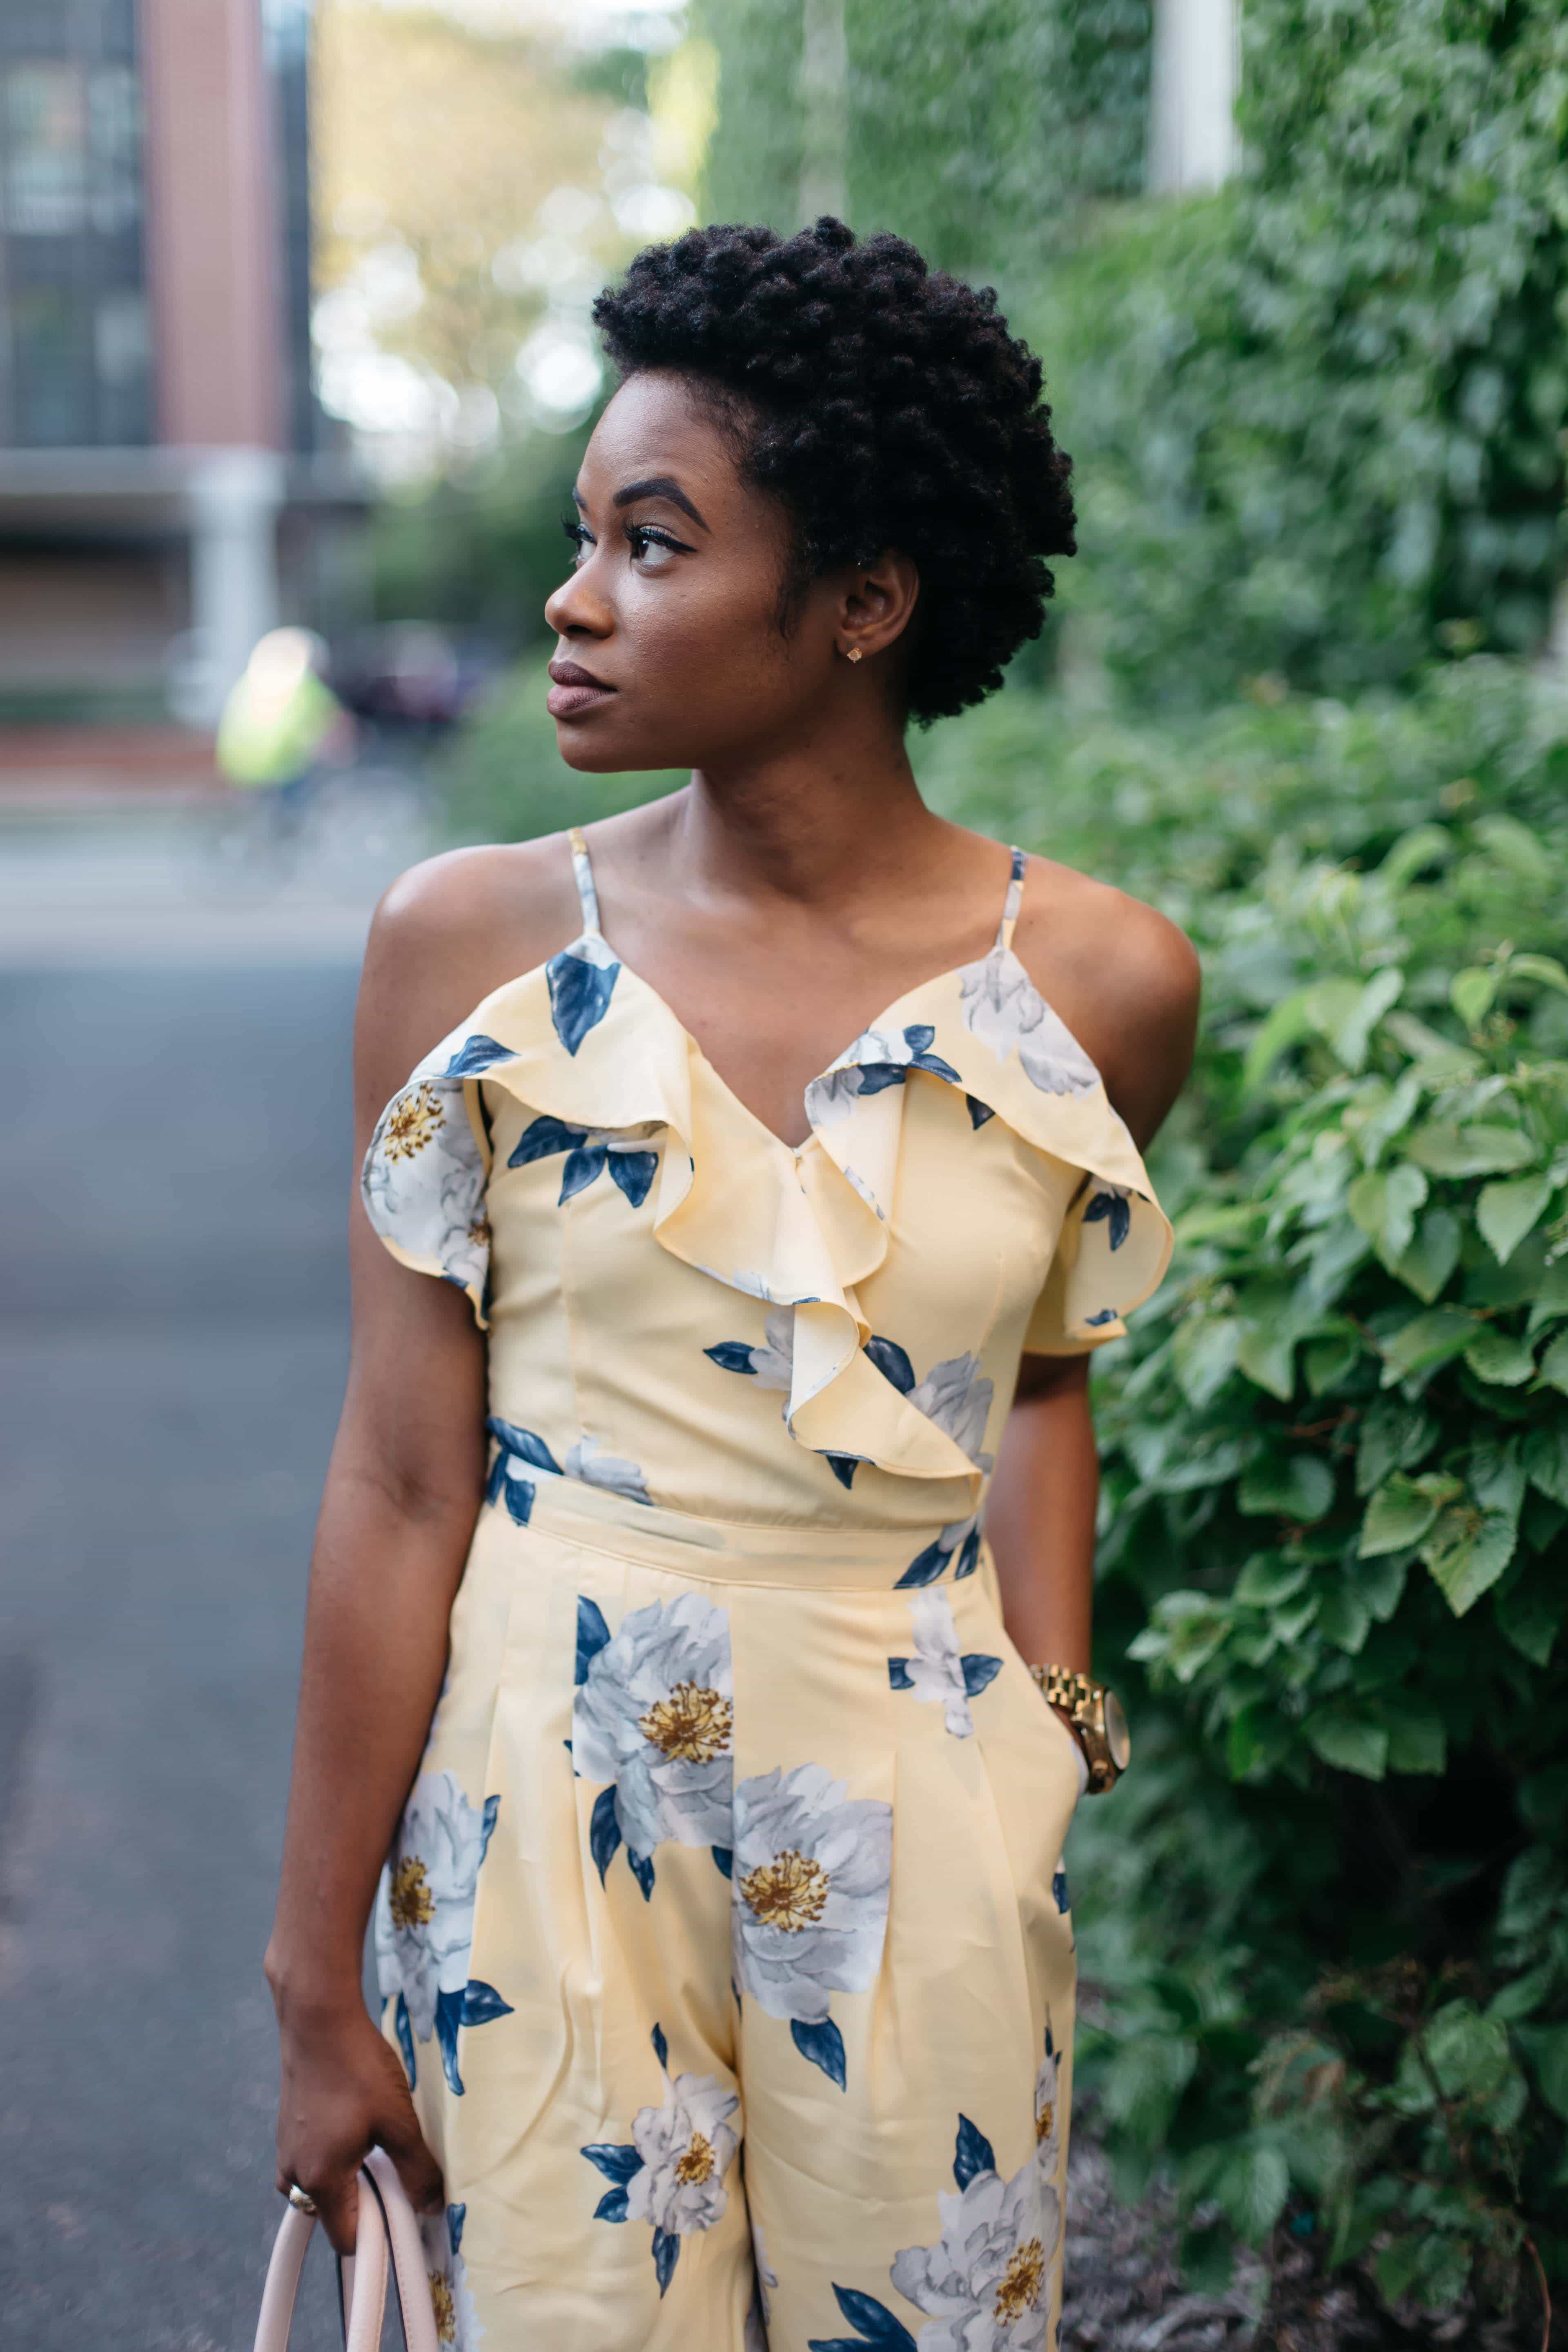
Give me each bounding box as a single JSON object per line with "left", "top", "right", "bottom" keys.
{"left": 272, "top": 1989, "right": 445, "bottom": 2256}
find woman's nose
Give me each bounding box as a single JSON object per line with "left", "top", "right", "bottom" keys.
{"left": 544, "top": 566, "right": 612, "bottom": 641}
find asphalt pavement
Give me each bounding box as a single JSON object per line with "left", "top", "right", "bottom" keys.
{"left": 0, "top": 807, "right": 399, "bottom": 2350}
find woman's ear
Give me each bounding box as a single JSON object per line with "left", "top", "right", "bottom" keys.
{"left": 837, "top": 550, "right": 921, "bottom": 663}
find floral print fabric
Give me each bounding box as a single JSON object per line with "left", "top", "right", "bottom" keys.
{"left": 360, "top": 834, "right": 1160, "bottom": 2349}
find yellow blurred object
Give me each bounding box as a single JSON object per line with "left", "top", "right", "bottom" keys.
{"left": 216, "top": 629, "right": 344, "bottom": 789}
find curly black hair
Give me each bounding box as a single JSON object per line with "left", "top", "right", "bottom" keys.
{"left": 591, "top": 217, "right": 1075, "bottom": 725}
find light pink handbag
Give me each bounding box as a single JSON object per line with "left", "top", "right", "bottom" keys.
{"left": 252, "top": 2147, "right": 440, "bottom": 2352}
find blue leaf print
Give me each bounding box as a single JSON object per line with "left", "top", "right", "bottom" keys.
{"left": 497, "top": 1473, "right": 535, "bottom": 1526}
{"left": 628, "top": 1848, "right": 656, "bottom": 1902}
{"left": 479, "top": 1792, "right": 500, "bottom": 1861}
{"left": 965, "top": 1093, "right": 995, "bottom": 1129}
{"left": 711, "top": 1845, "right": 733, "bottom": 1878}
{"left": 547, "top": 945, "right": 619, "bottom": 1055}
{"left": 488, "top": 1416, "right": 561, "bottom": 1472}
{"left": 609, "top": 1149, "right": 658, "bottom": 1208}
{"left": 448, "top": 2203, "right": 466, "bottom": 2253}
{"left": 508, "top": 1114, "right": 588, "bottom": 1168}
{"left": 1084, "top": 1185, "right": 1132, "bottom": 1250}
{"left": 459, "top": 1979, "right": 513, "bottom": 2027}
{"left": 806, "top": 2284, "right": 918, "bottom": 2352}
{"left": 581, "top": 2142, "right": 643, "bottom": 2185}
{"left": 894, "top": 1539, "right": 949, "bottom": 1590}
{"left": 595, "top": 2187, "right": 630, "bottom": 2221}
{"left": 791, "top": 2015, "right": 847, "bottom": 2089}
{"left": 560, "top": 1141, "right": 609, "bottom": 1201}
{"left": 904, "top": 1023, "right": 936, "bottom": 1053}
{"left": 434, "top": 1987, "right": 468, "bottom": 2094}
{"left": 851, "top": 1061, "right": 910, "bottom": 1097}
{"left": 824, "top": 1451, "right": 861, "bottom": 1489}
{"left": 705, "top": 1340, "right": 761, "bottom": 1374}
{"left": 960, "top": 1653, "right": 1002, "bottom": 1698}
{"left": 953, "top": 2114, "right": 996, "bottom": 2189}
{"left": 575, "top": 1595, "right": 612, "bottom": 1684}
{"left": 589, "top": 1784, "right": 621, "bottom": 1882}
{"left": 1053, "top": 1868, "right": 1071, "bottom": 1913}
{"left": 393, "top": 1991, "right": 416, "bottom": 2085}
{"left": 954, "top": 1524, "right": 982, "bottom": 1579}
{"left": 887, "top": 1657, "right": 914, "bottom": 1690}
{"left": 443, "top": 1033, "right": 515, "bottom": 1078}
{"left": 652, "top": 2226, "right": 680, "bottom": 2295}
{"left": 1085, "top": 1307, "right": 1119, "bottom": 1327}
{"left": 651, "top": 2021, "right": 668, "bottom": 2070}
{"left": 865, "top": 1335, "right": 916, "bottom": 1394}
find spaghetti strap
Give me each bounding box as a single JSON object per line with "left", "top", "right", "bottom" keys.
{"left": 996, "top": 846, "right": 1027, "bottom": 951}
{"left": 567, "top": 824, "right": 603, "bottom": 936}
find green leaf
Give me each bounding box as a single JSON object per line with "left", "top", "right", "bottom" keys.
{"left": 1384, "top": 1705, "right": 1446, "bottom": 1774}
{"left": 1379, "top": 1308, "right": 1478, "bottom": 1386}
{"left": 1405, "top": 1121, "right": 1536, "bottom": 1177}
{"left": 1359, "top": 1474, "right": 1442, "bottom": 1556}
{"left": 1526, "top": 1253, "right": 1568, "bottom": 1335}
{"left": 1379, "top": 826, "right": 1450, "bottom": 887}
{"left": 1392, "top": 1206, "right": 1463, "bottom": 1304}
{"left": 1212, "top": 2139, "right": 1290, "bottom": 2242}
{"left": 1305, "top": 1711, "right": 1388, "bottom": 1778}
{"left": 1348, "top": 1163, "right": 1428, "bottom": 1265}
{"left": 1236, "top": 1320, "right": 1296, "bottom": 1400}
{"left": 1494, "top": 1575, "right": 1565, "bottom": 1667}
{"left": 1173, "top": 1314, "right": 1242, "bottom": 1406}
{"left": 1524, "top": 1422, "right": 1568, "bottom": 1506}
{"left": 1421, "top": 1504, "right": 1517, "bottom": 1616}
{"left": 1475, "top": 1174, "right": 1554, "bottom": 1264}
{"left": 1320, "top": 967, "right": 1402, "bottom": 1073}
{"left": 1451, "top": 966, "right": 1499, "bottom": 1029}
{"left": 1528, "top": 2023, "right": 1568, "bottom": 2121}
{"left": 1385, "top": 1010, "right": 1479, "bottom": 1081}
{"left": 1463, "top": 1327, "right": 1537, "bottom": 1385}
{"left": 1356, "top": 1398, "right": 1437, "bottom": 1496}
{"left": 1303, "top": 1329, "right": 1361, "bottom": 1395}
{"left": 1239, "top": 1453, "right": 1336, "bottom": 1523}
{"left": 1510, "top": 952, "right": 1568, "bottom": 994}
{"left": 1242, "top": 987, "right": 1315, "bottom": 1092}
{"left": 1537, "top": 1330, "right": 1568, "bottom": 1399}
{"left": 1375, "top": 2237, "right": 1423, "bottom": 2305}
{"left": 1234, "top": 1554, "right": 1310, "bottom": 1607}
{"left": 1316, "top": 1582, "right": 1371, "bottom": 1653}
{"left": 1469, "top": 1437, "right": 1525, "bottom": 1521}
{"left": 1360, "top": 1550, "right": 1410, "bottom": 1621}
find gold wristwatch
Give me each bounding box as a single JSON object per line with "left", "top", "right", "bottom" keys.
{"left": 1028, "top": 1665, "right": 1131, "bottom": 1795}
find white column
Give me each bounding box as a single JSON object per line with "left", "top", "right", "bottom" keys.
{"left": 1147, "top": 0, "right": 1239, "bottom": 195}
{"left": 798, "top": 0, "right": 849, "bottom": 225}
{"left": 185, "top": 448, "right": 286, "bottom": 726}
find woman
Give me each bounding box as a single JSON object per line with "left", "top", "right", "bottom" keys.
{"left": 266, "top": 218, "right": 1198, "bottom": 2352}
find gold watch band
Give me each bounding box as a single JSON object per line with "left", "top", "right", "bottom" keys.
{"left": 1027, "top": 1664, "right": 1096, "bottom": 1712}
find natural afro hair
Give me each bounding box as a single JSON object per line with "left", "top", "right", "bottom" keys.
{"left": 591, "top": 217, "right": 1075, "bottom": 725}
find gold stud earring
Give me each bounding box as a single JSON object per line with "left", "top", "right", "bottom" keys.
{"left": 846, "top": 647, "right": 864, "bottom": 664}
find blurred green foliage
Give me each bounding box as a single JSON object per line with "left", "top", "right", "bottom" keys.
{"left": 939, "top": 660, "right": 1568, "bottom": 2320}
{"left": 370, "top": 425, "right": 592, "bottom": 647}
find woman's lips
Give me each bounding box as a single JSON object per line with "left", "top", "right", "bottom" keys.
{"left": 546, "top": 659, "right": 615, "bottom": 720}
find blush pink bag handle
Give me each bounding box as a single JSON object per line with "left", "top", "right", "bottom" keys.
{"left": 252, "top": 2147, "right": 440, "bottom": 2352}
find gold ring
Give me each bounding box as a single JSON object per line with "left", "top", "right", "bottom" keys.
{"left": 287, "top": 2184, "right": 319, "bottom": 2216}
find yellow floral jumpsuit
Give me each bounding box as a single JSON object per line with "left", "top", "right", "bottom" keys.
{"left": 361, "top": 831, "right": 1171, "bottom": 2352}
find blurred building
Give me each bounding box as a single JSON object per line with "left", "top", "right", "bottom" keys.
{"left": 0, "top": 0, "right": 363, "bottom": 739}
{"left": 1148, "top": 0, "right": 1239, "bottom": 195}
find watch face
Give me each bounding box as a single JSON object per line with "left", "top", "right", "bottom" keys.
{"left": 1103, "top": 1688, "right": 1131, "bottom": 1772}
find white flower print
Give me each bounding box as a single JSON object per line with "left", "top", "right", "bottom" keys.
{"left": 419, "top": 2204, "right": 482, "bottom": 2351}
{"left": 1033, "top": 2032, "right": 1063, "bottom": 2183}
{"left": 958, "top": 947, "right": 1100, "bottom": 1099}
{"left": 890, "top": 2152, "right": 1060, "bottom": 2352}
{"left": 624, "top": 2065, "right": 740, "bottom": 2238}
{"left": 889, "top": 1589, "right": 1002, "bottom": 1737}
{"left": 573, "top": 1592, "right": 735, "bottom": 1871}
{"left": 564, "top": 1433, "right": 654, "bottom": 1506}
{"left": 731, "top": 1764, "right": 893, "bottom": 2086}
{"left": 374, "top": 1769, "right": 512, "bottom": 2093}
{"left": 706, "top": 1306, "right": 795, "bottom": 1399}
{"left": 581, "top": 2023, "right": 739, "bottom": 2297}
{"left": 909, "top": 1351, "right": 994, "bottom": 1469}
{"left": 744, "top": 2294, "right": 770, "bottom": 2352}
{"left": 363, "top": 1075, "right": 489, "bottom": 1302}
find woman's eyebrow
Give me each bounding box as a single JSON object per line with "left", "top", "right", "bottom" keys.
{"left": 610, "top": 475, "right": 710, "bottom": 532}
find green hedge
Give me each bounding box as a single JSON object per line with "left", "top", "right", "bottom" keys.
{"left": 922, "top": 659, "right": 1568, "bottom": 2325}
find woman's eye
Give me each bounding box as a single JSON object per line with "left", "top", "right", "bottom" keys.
{"left": 626, "top": 525, "right": 681, "bottom": 569}
{"left": 561, "top": 519, "right": 593, "bottom": 568}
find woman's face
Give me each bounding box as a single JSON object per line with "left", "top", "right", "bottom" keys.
{"left": 543, "top": 370, "right": 855, "bottom": 773}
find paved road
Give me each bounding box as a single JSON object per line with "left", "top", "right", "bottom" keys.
{"left": 0, "top": 864, "right": 372, "bottom": 2344}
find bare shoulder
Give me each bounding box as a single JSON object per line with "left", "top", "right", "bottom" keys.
{"left": 353, "top": 835, "right": 581, "bottom": 1130}
{"left": 1011, "top": 854, "right": 1200, "bottom": 1149}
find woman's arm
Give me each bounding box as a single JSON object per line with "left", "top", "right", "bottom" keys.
{"left": 986, "top": 1352, "right": 1097, "bottom": 1676}
{"left": 263, "top": 853, "right": 569, "bottom": 2254}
